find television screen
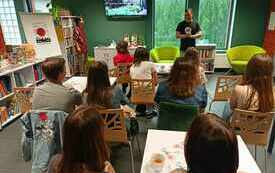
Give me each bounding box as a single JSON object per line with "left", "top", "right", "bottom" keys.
{"left": 105, "top": 0, "right": 147, "bottom": 16}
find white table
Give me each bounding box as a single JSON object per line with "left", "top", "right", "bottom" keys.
{"left": 155, "top": 63, "right": 173, "bottom": 74}
{"left": 94, "top": 46, "right": 138, "bottom": 69}
{"left": 141, "top": 129, "right": 261, "bottom": 173}
{"left": 63, "top": 76, "right": 117, "bottom": 93}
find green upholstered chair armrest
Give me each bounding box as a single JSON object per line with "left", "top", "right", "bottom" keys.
{"left": 150, "top": 49, "right": 160, "bottom": 62}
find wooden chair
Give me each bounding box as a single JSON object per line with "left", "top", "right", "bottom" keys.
{"left": 130, "top": 79, "right": 155, "bottom": 105}
{"left": 14, "top": 87, "right": 34, "bottom": 113}
{"left": 98, "top": 109, "right": 136, "bottom": 173}
{"left": 209, "top": 75, "right": 242, "bottom": 111}
{"left": 108, "top": 68, "right": 118, "bottom": 78}
{"left": 230, "top": 109, "right": 273, "bottom": 173}
{"left": 116, "top": 63, "right": 132, "bottom": 84}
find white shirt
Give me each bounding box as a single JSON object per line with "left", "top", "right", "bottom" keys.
{"left": 130, "top": 61, "right": 156, "bottom": 79}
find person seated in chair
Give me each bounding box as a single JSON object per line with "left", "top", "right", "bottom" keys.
{"left": 113, "top": 40, "right": 133, "bottom": 94}
{"left": 32, "top": 57, "right": 82, "bottom": 113}
{"left": 230, "top": 54, "right": 274, "bottom": 113}
{"left": 48, "top": 106, "right": 115, "bottom": 173}
{"left": 130, "top": 47, "right": 158, "bottom": 117}
{"left": 155, "top": 57, "right": 207, "bottom": 111}
{"left": 183, "top": 113, "right": 239, "bottom": 173}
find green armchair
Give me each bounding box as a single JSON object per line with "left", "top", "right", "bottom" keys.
{"left": 226, "top": 45, "right": 266, "bottom": 74}
{"left": 150, "top": 46, "right": 180, "bottom": 64}
{"left": 157, "top": 102, "right": 199, "bottom": 131}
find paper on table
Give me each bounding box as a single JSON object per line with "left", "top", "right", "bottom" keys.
{"left": 144, "top": 141, "right": 187, "bottom": 173}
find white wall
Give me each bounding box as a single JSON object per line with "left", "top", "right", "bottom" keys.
{"left": 214, "top": 53, "right": 231, "bottom": 69}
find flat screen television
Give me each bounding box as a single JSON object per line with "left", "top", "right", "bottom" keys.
{"left": 104, "top": 0, "right": 147, "bottom": 17}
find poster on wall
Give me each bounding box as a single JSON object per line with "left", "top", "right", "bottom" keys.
{"left": 19, "top": 13, "right": 62, "bottom": 59}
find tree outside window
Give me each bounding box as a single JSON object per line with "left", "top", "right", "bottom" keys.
{"left": 154, "top": 0, "right": 186, "bottom": 47}
{"left": 198, "top": 0, "right": 234, "bottom": 49}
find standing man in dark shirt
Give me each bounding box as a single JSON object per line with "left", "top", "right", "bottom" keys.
{"left": 176, "top": 9, "right": 202, "bottom": 55}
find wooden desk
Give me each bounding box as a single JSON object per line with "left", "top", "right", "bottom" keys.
{"left": 141, "top": 129, "right": 261, "bottom": 173}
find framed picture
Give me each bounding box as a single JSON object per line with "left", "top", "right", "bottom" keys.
{"left": 19, "top": 13, "right": 62, "bottom": 59}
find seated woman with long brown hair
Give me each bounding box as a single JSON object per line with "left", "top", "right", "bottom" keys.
{"left": 83, "top": 61, "right": 134, "bottom": 108}
{"left": 155, "top": 57, "right": 207, "bottom": 110}
{"left": 230, "top": 54, "right": 274, "bottom": 112}
{"left": 47, "top": 106, "right": 115, "bottom": 173}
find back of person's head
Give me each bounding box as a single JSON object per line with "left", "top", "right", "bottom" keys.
{"left": 185, "top": 113, "right": 239, "bottom": 173}
{"left": 168, "top": 57, "right": 200, "bottom": 98}
{"left": 183, "top": 47, "right": 200, "bottom": 66}
{"left": 244, "top": 53, "right": 274, "bottom": 112}
{"left": 85, "top": 61, "right": 112, "bottom": 107}
{"left": 134, "top": 47, "right": 149, "bottom": 66}
{"left": 41, "top": 57, "right": 65, "bottom": 83}
{"left": 116, "top": 40, "right": 129, "bottom": 54}
{"left": 58, "top": 106, "right": 109, "bottom": 173}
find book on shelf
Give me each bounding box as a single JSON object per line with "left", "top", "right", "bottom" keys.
{"left": 33, "top": 64, "right": 44, "bottom": 81}
{"left": 14, "top": 73, "right": 26, "bottom": 87}
{"left": 0, "top": 76, "right": 11, "bottom": 97}
{"left": 0, "top": 107, "right": 9, "bottom": 123}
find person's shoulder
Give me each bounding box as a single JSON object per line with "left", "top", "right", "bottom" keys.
{"left": 143, "top": 61, "right": 154, "bottom": 66}
{"left": 177, "top": 20, "right": 185, "bottom": 28}
{"left": 178, "top": 20, "right": 185, "bottom": 25}
{"left": 235, "top": 84, "right": 248, "bottom": 91}
{"left": 48, "top": 154, "right": 62, "bottom": 173}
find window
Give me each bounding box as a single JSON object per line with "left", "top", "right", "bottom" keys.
{"left": 154, "top": 0, "right": 186, "bottom": 47}
{"left": 35, "top": 0, "right": 51, "bottom": 13}
{"left": 198, "top": 0, "right": 236, "bottom": 50}
{"left": 0, "top": 0, "right": 22, "bottom": 45}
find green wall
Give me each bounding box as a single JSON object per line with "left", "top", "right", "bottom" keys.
{"left": 55, "top": 0, "right": 153, "bottom": 56}
{"left": 231, "top": 0, "right": 271, "bottom": 47}
{"left": 55, "top": 0, "right": 271, "bottom": 54}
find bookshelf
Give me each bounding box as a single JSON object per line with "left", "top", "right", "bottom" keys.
{"left": 58, "top": 16, "right": 79, "bottom": 76}
{"left": 0, "top": 59, "right": 45, "bottom": 130}
{"left": 196, "top": 44, "right": 216, "bottom": 73}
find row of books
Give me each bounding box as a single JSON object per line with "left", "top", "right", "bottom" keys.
{"left": 0, "top": 76, "right": 12, "bottom": 98}
{"left": 33, "top": 64, "right": 43, "bottom": 81}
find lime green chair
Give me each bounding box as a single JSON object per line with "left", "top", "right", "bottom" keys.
{"left": 150, "top": 46, "right": 180, "bottom": 64}
{"left": 226, "top": 45, "right": 266, "bottom": 74}
{"left": 157, "top": 102, "right": 199, "bottom": 131}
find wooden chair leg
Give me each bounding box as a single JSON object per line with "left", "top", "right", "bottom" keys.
{"left": 264, "top": 147, "right": 267, "bottom": 173}
{"left": 267, "top": 121, "right": 275, "bottom": 153}
{"left": 128, "top": 141, "right": 135, "bottom": 173}
{"left": 135, "top": 135, "right": 142, "bottom": 158}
